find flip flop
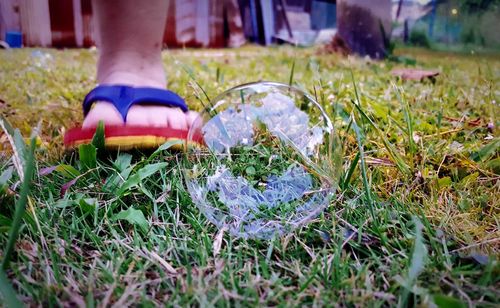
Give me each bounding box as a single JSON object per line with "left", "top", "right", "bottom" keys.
{"left": 64, "top": 85, "right": 203, "bottom": 150}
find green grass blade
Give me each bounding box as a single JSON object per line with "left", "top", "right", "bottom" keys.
{"left": 91, "top": 121, "right": 105, "bottom": 150}
{"left": 399, "top": 216, "right": 428, "bottom": 306}
{"left": 349, "top": 73, "right": 411, "bottom": 175}
{"left": 393, "top": 83, "right": 416, "bottom": 156}
{"left": 470, "top": 138, "right": 499, "bottom": 162}
{"left": 341, "top": 151, "right": 360, "bottom": 190}
{"left": 1, "top": 138, "right": 36, "bottom": 270}
{"left": 352, "top": 102, "right": 411, "bottom": 175}
{"left": 149, "top": 139, "right": 183, "bottom": 160}
{"left": 288, "top": 59, "right": 296, "bottom": 87}
{"left": 117, "top": 162, "right": 168, "bottom": 195}
{"left": 350, "top": 70, "right": 362, "bottom": 106}
{"left": 0, "top": 116, "right": 27, "bottom": 180}
{"left": 178, "top": 61, "right": 213, "bottom": 111}
{"left": 0, "top": 269, "right": 22, "bottom": 307}
{"left": 351, "top": 117, "right": 375, "bottom": 220}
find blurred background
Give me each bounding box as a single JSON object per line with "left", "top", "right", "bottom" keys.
{"left": 0, "top": 0, "right": 499, "bottom": 56}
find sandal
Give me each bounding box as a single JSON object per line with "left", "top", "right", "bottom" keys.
{"left": 64, "top": 85, "right": 203, "bottom": 150}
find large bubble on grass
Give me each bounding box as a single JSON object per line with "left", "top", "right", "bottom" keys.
{"left": 185, "top": 82, "right": 342, "bottom": 240}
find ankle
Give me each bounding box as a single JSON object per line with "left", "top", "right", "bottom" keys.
{"left": 98, "top": 70, "right": 166, "bottom": 88}
{"left": 97, "top": 51, "right": 166, "bottom": 88}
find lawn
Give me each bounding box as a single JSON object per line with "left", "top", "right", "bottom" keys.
{"left": 0, "top": 46, "right": 499, "bottom": 306}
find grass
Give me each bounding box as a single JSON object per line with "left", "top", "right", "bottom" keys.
{"left": 0, "top": 45, "right": 499, "bottom": 306}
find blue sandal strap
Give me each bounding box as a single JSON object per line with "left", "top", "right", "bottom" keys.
{"left": 82, "top": 85, "right": 188, "bottom": 122}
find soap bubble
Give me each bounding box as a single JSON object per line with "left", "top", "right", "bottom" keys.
{"left": 31, "top": 50, "right": 53, "bottom": 70}
{"left": 185, "top": 82, "right": 342, "bottom": 240}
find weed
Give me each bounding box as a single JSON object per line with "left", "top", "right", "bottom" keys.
{"left": 0, "top": 46, "right": 498, "bottom": 306}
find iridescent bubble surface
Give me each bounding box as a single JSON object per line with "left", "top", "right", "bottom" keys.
{"left": 185, "top": 82, "right": 342, "bottom": 239}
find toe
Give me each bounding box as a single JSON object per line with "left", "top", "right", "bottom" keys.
{"left": 166, "top": 108, "right": 188, "bottom": 130}
{"left": 82, "top": 102, "right": 198, "bottom": 132}
{"left": 82, "top": 102, "right": 124, "bottom": 128}
{"left": 126, "top": 105, "right": 149, "bottom": 126}
{"left": 146, "top": 105, "right": 171, "bottom": 127}
{"left": 185, "top": 111, "right": 199, "bottom": 128}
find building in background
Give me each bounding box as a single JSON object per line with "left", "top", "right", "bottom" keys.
{"left": 0, "top": 0, "right": 246, "bottom": 48}
{"left": 1, "top": 0, "right": 497, "bottom": 54}
{"left": 0, "top": 0, "right": 339, "bottom": 48}
{"left": 392, "top": 0, "right": 500, "bottom": 49}
{"left": 239, "top": 0, "right": 337, "bottom": 46}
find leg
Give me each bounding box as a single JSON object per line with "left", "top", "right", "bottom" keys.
{"left": 83, "top": 0, "right": 197, "bottom": 129}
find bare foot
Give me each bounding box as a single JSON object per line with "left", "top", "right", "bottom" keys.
{"left": 82, "top": 57, "right": 197, "bottom": 130}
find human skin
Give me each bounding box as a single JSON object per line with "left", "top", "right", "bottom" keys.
{"left": 83, "top": 0, "right": 198, "bottom": 130}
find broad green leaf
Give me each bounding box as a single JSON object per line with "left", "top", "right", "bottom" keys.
{"left": 0, "top": 115, "right": 27, "bottom": 163}
{"left": 103, "top": 166, "right": 133, "bottom": 193}
{"left": 485, "top": 157, "right": 500, "bottom": 174}
{"left": 0, "top": 167, "right": 13, "bottom": 187}
{"left": 91, "top": 121, "right": 105, "bottom": 150}
{"left": 371, "top": 102, "right": 389, "bottom": 121}
{"left": 79, "top": 144, "right": 97, "bottom": 170}
{"left": 117, "top": 162, "right": 168, "bottom": 195}
{"left": 13, "top": 129, "right": 27, "bottom": 162}
{"left": 397, "top": 217, "right": 429, "bottom": 306}
{"left": 40, "top": 164, "right": 80, "bottom": 178}
{"left": 470, "top": 138, "right": 500, "bottom": 162}
{"left": 0, "top": 214, "right": 12, "bottom": 227}
{"left": 408, "top": 217, "right": 427, "bottom": 283}
{"left": 114, "top": 153, "right": 133, "bottom": 172}
{"left": 55, "top": 164, "right": 80, "bottom": 178}
{"left": 0, "top": 116, "right": 27, "bottom": 178}
{"left": 459, "top": 172, "right": 479, "bottom": 186}
{"left": 0, "top": 213, "right": 12, "bottom": 233}
{"left": 55, "top": 200, "right": 75, "bottom": 208}
{"left": 245, "top": 166, "right": 256, "bottom": 175}
{"left": 112, "top": 208, "right": 148, "bottom": 232}
{"left": 149, "top": 140, "right": 183, "bottom": 159}
{"left": 438, "top": 176, "right": 452, "bottom": 188}
{"left": 433, "top": 294, "right": 466, "bottom": 308}
{"left": 79, "top": 198, "right": 97, "bottom": 213}
{"left": 0, "top": 269, "right": 22, "bottom": 307}
{"left": 103, "top": 154, "right": 134, "bottom": 193}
